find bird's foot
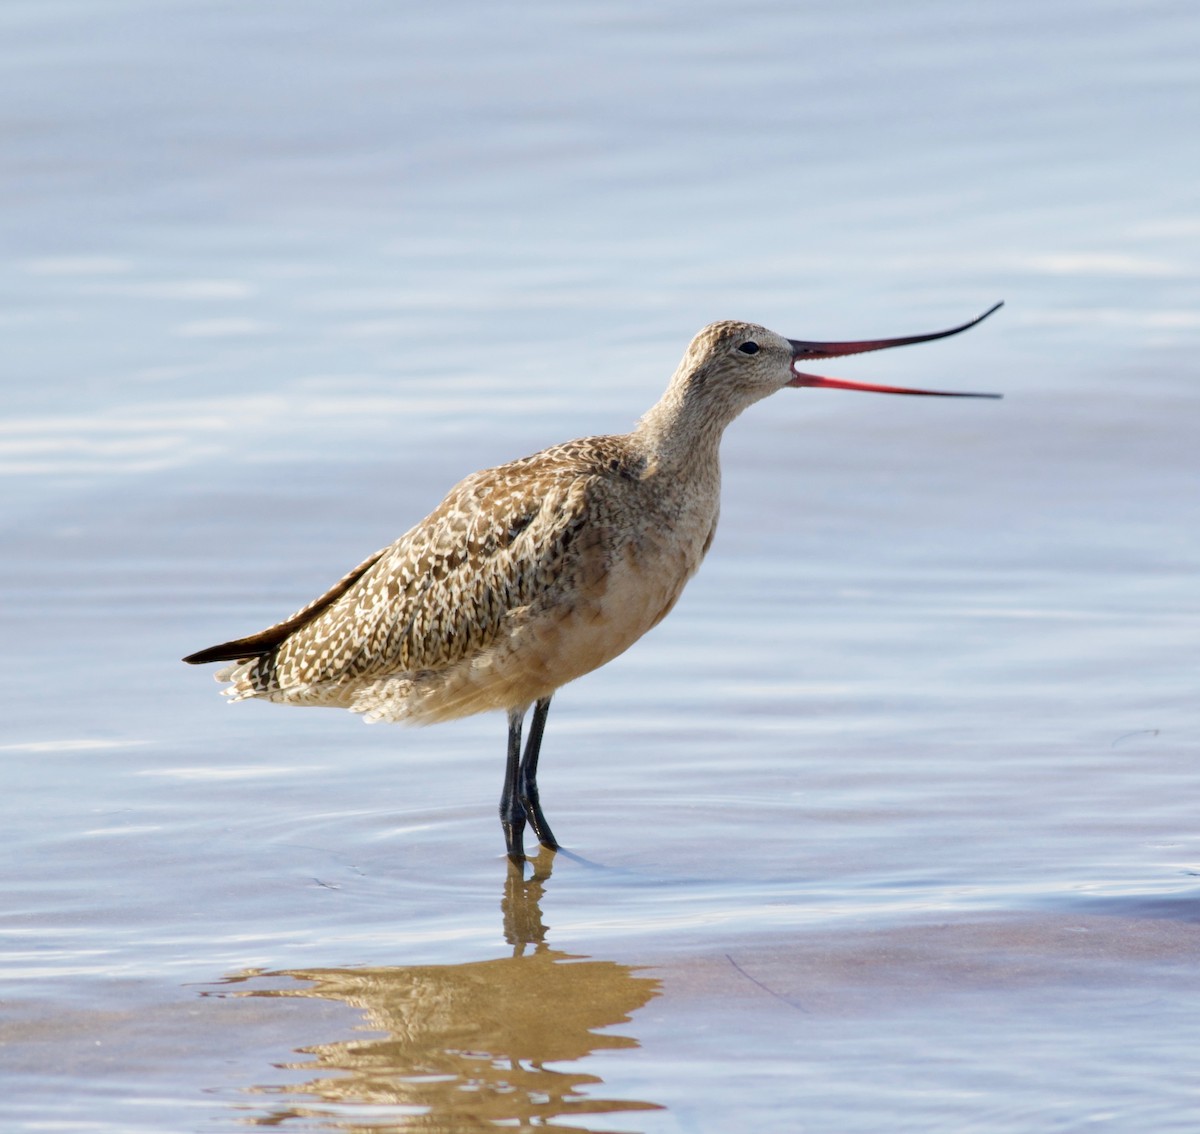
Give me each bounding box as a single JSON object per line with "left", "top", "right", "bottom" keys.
{"left": 519, "top": 792, "right": 558, "bottom": 851}
{"left": 501, "top": 813, "right": 527, "bottom": 866}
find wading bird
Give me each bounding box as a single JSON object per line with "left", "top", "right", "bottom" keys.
{"left": 185, "top": 304, "right": 1002, "bottom": 863}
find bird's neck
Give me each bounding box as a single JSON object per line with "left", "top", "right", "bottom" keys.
{"left": 632, "top": 372, "right": 740, "bottom": 475}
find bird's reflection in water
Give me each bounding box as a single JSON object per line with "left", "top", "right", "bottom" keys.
{"left": 228, "top": 850, "right": 662, "bottom": 1132}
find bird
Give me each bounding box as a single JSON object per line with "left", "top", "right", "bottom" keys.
{"left": 185, "top": 303, "right": 1002, "bottom": 864}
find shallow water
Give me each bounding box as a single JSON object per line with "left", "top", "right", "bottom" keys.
{"left": 3, "top": 0, "right": 1200, "bottom": 1130}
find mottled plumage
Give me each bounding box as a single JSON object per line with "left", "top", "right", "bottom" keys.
{"left": 186, "top": 308, "right": 1000, "bottom": 862}
{"left": 205, "top": 432, "right": 711, "bottom": 725}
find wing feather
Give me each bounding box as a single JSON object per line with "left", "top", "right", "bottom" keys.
{"left": 181, "top": 545, "right": 390, "bottom": 664}
{"left": 191, "top": 440, "right": 623, "bottom": 700}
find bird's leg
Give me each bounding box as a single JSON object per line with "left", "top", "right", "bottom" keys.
{"left": 501, "top": 706, "right": 528, "bottom": 865}
{"left": 518, "top": 695, "right": 559, "bottom": 851}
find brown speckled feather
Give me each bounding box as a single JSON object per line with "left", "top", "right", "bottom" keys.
{"left": 186, "top": 321, "right": 803, "bottom": 727}
{"left": 183, "top": 311, "right": 1000, "bottom": 861}
{"left": 198, "top": 431, "right": 714, "bottom": 724}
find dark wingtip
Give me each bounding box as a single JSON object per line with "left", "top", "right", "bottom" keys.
{"left": 183, "top": 642, "right": 267, "bottom": 665}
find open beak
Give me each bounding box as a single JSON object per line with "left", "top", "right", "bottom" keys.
{"left": 786, "top": 302, "right": 1003, "bottom": 398}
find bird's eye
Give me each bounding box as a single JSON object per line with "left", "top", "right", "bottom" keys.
{"left": 737, "top": 341, "right": 759, "bottom": 355}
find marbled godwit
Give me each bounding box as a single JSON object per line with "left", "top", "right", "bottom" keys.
{"left": 185, "top": 303, "right": 1002, "bottom": 863}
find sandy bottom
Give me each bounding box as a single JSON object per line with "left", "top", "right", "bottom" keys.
{"left": 4, "top": 846, "right": 1197, "bottom": 1133}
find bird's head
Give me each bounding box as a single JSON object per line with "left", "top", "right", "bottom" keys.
{"left": 674, "top": 303, "right": 1003, "bottom": 422}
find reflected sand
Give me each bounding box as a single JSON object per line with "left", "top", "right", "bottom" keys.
{"left": 224, "top": 850, "right": 663, "bottom": 1132}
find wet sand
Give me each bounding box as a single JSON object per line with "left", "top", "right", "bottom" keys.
{"left": 4, "top": 855, "right": 1199, "bottom": 1131}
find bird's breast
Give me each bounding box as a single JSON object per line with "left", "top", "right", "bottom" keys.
{"left": 509, "top": 477, "right": 719, "bottom": 689}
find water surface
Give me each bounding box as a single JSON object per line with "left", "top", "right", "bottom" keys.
{"left": 2, "top": 1, "right": 1199, "bottom": 1130}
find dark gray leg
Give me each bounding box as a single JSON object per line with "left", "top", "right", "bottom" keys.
{"left": 518, "top": 695, "right": 559, "bottom": 850}
{"left": 500, "top": 706, "right": 528, "bottom": 864}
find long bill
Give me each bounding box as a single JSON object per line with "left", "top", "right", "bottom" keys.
{"left": 786, "top": 302, "right": 1003, "bottom": 398}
